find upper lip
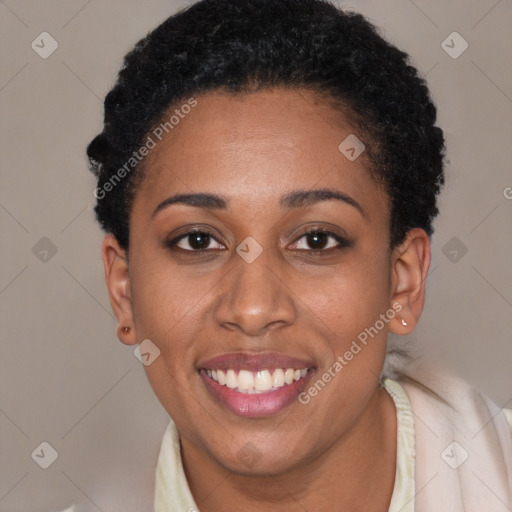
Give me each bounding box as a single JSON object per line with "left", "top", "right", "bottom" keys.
{"left": 198, "top": 351, "right": 316, "bottom": 372}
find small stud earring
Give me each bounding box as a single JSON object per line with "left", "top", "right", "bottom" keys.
{"left": 400, "top": 318, "right": 408, "bottom": 326}
{"left": 121, "top": 326, "right": 131, "bottom": 334}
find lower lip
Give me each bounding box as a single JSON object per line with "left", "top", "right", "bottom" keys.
{"left": 200, "top": 370, "right": 314, "bottom": 418}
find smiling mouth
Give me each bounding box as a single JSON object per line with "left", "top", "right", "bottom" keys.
{"left": 201, "top": 367, "right": 310, "bottom": 394}
{"left": 198, "top": 365, "right": 315, "bottom": 418}
{"left": 197, "top": 351, "right": 316, "bottom": 417}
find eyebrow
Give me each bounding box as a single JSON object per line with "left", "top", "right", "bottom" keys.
{"left": 152, "top": 188, "right": 365, "bottom": 218}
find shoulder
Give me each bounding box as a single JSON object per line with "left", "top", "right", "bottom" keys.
{"left": 392, "top": 367, "right": 512, "bottom": 510}
{"left": 397, "top": 367, "right": 511, "bottom": 434}
{"left": 396, "top": 366, "right": 512, "bottom": 452}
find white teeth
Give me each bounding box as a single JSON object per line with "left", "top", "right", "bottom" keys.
{"left": 206, "top": 367, "right": 310, "bottom": 393}
{"left": 225, "top": 369, "right": 238, "bottom": 389}
{"left": 272, "top": 368, "right": 285, "bottom": 388}
{"left": 255, "top": 370, "right": 272, "bottom": 391}
{"left": 238, "top": 370, "right": 255, "bottom": 391}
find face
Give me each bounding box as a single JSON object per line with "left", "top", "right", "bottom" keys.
{"left": 103, "top": 88, "right": 429, "bottom": 476}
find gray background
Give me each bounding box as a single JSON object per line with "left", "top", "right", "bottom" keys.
{"left": 1, "top": 0, "right": 511, "bottom": 510}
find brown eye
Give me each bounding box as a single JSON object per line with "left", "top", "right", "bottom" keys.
{"left": 291, "top": 229, "right": 351, "bottom": 252}
{"left": 166, "top": 230, "right": 225, "bottom": 252}
{"left": 305, "top": 231, "right": 329, "bottom": 250}
{"left": 184, "top": 232, "right": 212, "bottom": 250}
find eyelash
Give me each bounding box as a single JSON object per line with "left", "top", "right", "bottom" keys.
{"left": 165, "top": 227, "right": 351, "bottom": 255}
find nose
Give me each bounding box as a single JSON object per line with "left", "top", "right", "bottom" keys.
{"left": 215, "top": 247, "right": 297, "bottom": 337}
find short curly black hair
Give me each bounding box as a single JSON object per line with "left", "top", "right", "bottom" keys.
{"left": 87, "top": 0, "right": 445, "bottom": 251}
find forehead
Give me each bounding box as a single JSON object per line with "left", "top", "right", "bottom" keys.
{"left": 134, "top": 88, "right": 388, "bottom": 218}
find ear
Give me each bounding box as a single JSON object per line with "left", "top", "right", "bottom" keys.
{"left": 101, "top": 234, "right": 138, "bottom": 345}
{"left": 389, "top": 228, "right": 431, "bottom": 335}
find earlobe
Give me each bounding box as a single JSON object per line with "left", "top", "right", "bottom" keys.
{"left": 389, "top": 228, "right": 431, "bottom": 335}
{"left": 101, "top": 234, "right": 138, "bottom": 345}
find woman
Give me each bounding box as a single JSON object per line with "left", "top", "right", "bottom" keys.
{"left": 85, "top": 0, "right": 512, "bottom": 510}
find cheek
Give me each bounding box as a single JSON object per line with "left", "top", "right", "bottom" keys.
{"left": 130, "top": 252, "right": 205, "bottom": 339}
{"left": 130, "top": 262, "right": 207, "bottom": 419}
{"left": 305, "top": 258, "right": 391, "bottom": 344}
